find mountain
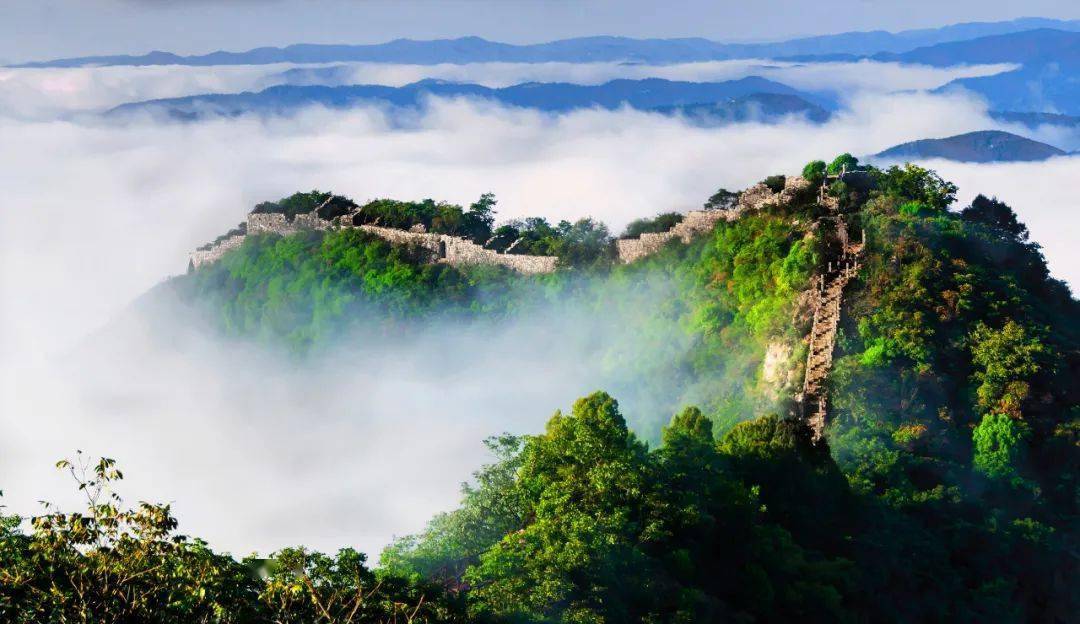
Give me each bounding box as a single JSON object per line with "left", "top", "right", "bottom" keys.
{"left": 940, "top": 58, "right": 1080, "bottom": 116}
{"left": 14, "top": 18, "right": 1080, "bottom": 67}
{"left": 106, "top": 77, "right": 831, "bottom": 120}
{"left": 175, "top": 163, "right": 1078, "bottom": 620}
{"left": 990, "top": 110, "right": 1080, "bottom": 128}
{"left": 876, "top": 28, "right": 1080, "bottom": 66}
{"left": 649, "top": 93, "right": 831, "bottom": 125}
{"left": 9, "top": 161, "right": 1078, "bottom": 621}
{"left": 875, "top": 130, "right": 1067, "bottom": 162}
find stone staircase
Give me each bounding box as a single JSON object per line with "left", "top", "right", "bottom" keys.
{"left": 802, "top": 253, "right": 860, "bottom": 437}
{"left": 801, "top": 170, "right": 863, "bottom": 439}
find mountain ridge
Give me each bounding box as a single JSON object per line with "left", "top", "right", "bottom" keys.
{"left": 106, "top": 76, "right": 832, "bottom": 121}
{"left": 874, "top": 130, "right": 1068, "bottom": 163}
{"left": 14, "top": 17, "right": 1080, "bottom": 67}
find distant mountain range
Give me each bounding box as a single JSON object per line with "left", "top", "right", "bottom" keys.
{"left": 788, "top": 29, "right": 1080, "bottom": 116}
{"left": 106, "top": 77, "right": 833, "bottom": 122}
{"left": 874, "top": 28, "right": 1080, "bottom": 66}
{"left": 940, "top": 61, "right": 1080, "bottom": 116}
{"left": 13, "top": 17, "right": 1080, "bottom": 68}
{"left": 874, "top": 130, "right": 1068, "bottom": 163}
{"left": 989, "top": 111, "right": 1080, "bottom": 128}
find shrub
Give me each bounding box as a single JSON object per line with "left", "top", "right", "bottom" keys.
{"left": 763, "top": 175, "right": 787, "bottom": 194}
{"left": 622, "top": 212, "right": 684, "bottom": 238}
{"left": 802, "top": 160, "right": 827, "bottom": 184}
{"left": 973, "top": 413, "right": 1031, "bottom": 482}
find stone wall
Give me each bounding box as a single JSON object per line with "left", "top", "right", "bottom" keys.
{"left": 615, "top": 176, "right": 810, "bottom": 264}
{"left": 189, "top": 234, "right": 246, "bottom": 270}
{"left": 357, "top": 224, "right": 443, "bottom": 255}
{"left": 360, "top": 224, "right": 558, "bottom": 274}
{"left": 191, "top": 211, "right": 558, "bottom": 274}
{"left": 193, "top": 175, "right": 809, "bottom": 273}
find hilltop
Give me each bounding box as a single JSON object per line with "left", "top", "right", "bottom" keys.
{"left": 875, "top": 130, "right": 1068, "bottom": 163}
{"left": 5, "top": 157, "right": 1078, "bottom": 621}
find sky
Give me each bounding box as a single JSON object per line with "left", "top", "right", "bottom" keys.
{"left": 2, "top": 0, "right": 1080, "bottom": 62}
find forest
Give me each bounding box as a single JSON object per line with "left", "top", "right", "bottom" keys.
{"left": 2, "top": 157, "right": 1077, "bottom": 622}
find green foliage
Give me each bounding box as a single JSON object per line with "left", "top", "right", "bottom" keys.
{"left": 351, "top": 193, "right": 497, "bottom": 243}
{"left": 703, "top": 188, "right": 738, "bottom": 211}
{"left": 167, "top": 171, "right": 1080, "bottom": 621}
{"left": 0, "top": 453, "right": 461, "bottom": 623}
{"left": 897, "top": 200, "right": 931, "bottom": 217}
{"left": 380, "top": 435, "right": 526, "bottom": 583}
{"left": 696, "top": 214, "right": 817, "bottom": 336}
{"left": 826, "top": 153, "right": 858, "bottom": 175}
{"left": 763, "top": 174, "right": 786, "bottom": 194}
{"left": 549, "top": 218, "right": 614, "bottom": 269}
{"left": 458, "top": 397, "right": 853, "bottom": 622}
{"left": 961, "top": 195, "right": 1029, "bottom": 240}
{"left": 972, "top": 413, "right": 1031, "bottom": 482}
{"left": 802, "top": 160, "right": 827, "bottom": 183}
{"left": 181, "top": 228, "right": 521, "bottom": 348}
{"left": 969, "top": 321, "right": 1044, "bottom": 415}
{"left": 873, "top": 163, "right": 957, "bottom": 210}
{"left": 621, "top": 212, "right": 684, "bottom": 238}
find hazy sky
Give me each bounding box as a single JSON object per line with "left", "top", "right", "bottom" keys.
{"left": 3, "top": 0, "right": 1080, "bottom": 63}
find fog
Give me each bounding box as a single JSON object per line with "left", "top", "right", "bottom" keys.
{"left": 2, "top": 62, "right": 1078, "bottom": 557}
{"left": 3, "top": 281, "right": 687, "bottom": 555}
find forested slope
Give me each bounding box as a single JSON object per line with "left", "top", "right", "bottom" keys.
{"left": 2, "top": 159, "right": 1077, "bottom": 622}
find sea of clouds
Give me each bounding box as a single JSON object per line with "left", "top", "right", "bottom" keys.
{"left": 1, "top": 59, "right": 1077, "bottom": 557}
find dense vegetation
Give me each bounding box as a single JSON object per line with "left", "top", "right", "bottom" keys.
{"left": 4, "top": 156, "right": 1077, "bottom": 621}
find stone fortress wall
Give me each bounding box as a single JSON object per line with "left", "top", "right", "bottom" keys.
{"left": 190, "top": 175, "right": 810, "bottom": 274}
{"left": 190, "top": 208, "right": 558, "bottom": 274}
{"left": 615, "top": 176, "right": 810, "bottom": 264}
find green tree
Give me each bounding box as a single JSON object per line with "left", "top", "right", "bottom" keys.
{"left": 960, "top": 195, "right": 1028, "bottom": 241}
{"left": 969, "top": 321, "right": 1044, "bottom": 416}
{"left": 621, "top": 212, "right": 684, "bottom": 238}
{"left": 874, "top": 163, "right": 957, "bottom": 210}
{"left": 465, "top": 392, "right": 655, "bottom": 622}
{"left": 704, "top": 188, "right": 739, "bottom": 211}
{"left": 972, "top": 413, "right": 1031, "bottom": 482}
{"left": 462, "top": 193, "right": 498, "bottom": 243}
{"left": 802, "top": 160, "right": 827, "bottom": 183}
{"left": 551, "top": 218, "right": 613, "bottom": 269}
{"left": 827, "top": 153, "right": 858, "bottom": 175}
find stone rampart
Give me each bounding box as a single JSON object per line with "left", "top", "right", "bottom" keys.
{"left": 189, "top": 234, "right": 246, "bottom": 270}
{"left": 615, "top": 176, "right": 809, "bottom": 264}
{"left": 357, "top": 224, "right": 443, "bottom": 254}
{"left": 193, "top": 175, "right": 809, "bottom": 273}
{"left": 191, "top": 211, "right": 558, "bottom": 274}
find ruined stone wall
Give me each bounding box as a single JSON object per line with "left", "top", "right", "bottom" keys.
{"left": 247, "top": 212, "right": 333, "bottom": 236}
{"left": 194, "top": 175, "right": 809, "bottom": 273}
{"left": 191, "top": 211, "right": 557, "bottom": 274}
{"left": 189, "top": 234, "right": 246, "bottom": 270}
{"left": 442, "top": 237, "right": 557, "bottom": 274}
{"left": 357, "top": 224, "right": 443, "bottom": 254}
{"left": 615, "top": 176, "right": 810, "bottom": 264}
{"left": 615, "top": 208, "right": 737, "bottom": 263}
